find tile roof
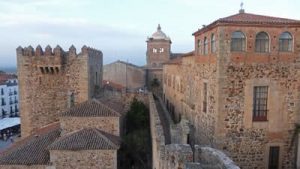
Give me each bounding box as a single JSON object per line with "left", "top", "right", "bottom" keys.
{"left": 0, "top": 122, "right": 61, "bottom": 165}
{"left": 193, "top": 12, "right": 300, "bottom": 35}
{"left": 61, "top": 99, "right": 121, "bottom": 117}
{"left": 48, "top": 128, "right": 120, "bottom": 150}
{"left": 102, "top": 80, "right": 125, "bottom": 92}
{"left": 97, "top": 98, "right": 126, "bottom": 115}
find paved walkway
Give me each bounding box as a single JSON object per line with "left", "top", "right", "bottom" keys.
{"left": 154, "top": 97, "right": 171, "bottom": 144}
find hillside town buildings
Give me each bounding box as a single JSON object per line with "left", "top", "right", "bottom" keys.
{"left": 0, "top": 7, "right": 299, "bottom": 169}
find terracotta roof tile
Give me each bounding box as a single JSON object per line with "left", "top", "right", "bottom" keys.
{"left": 61, "top": 99, "right": 121, "bottom": 117}
{"left": 193, "top": 12, "right": 300, "bottom": 35}
{"left": 97, "top": 98, "right": 126, "bottom": 115}
{"left": 48, "top": 128, "right": 120, "bottom": 150}
{"left": 102, "top": 80, "right": 125, "bottom": 92}
{"left": 0, "top": 122, "right": 61, "bottom": 165}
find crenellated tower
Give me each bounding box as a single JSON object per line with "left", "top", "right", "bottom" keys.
{"left": 17, "top": 45, "right": 103, "bottom": 137}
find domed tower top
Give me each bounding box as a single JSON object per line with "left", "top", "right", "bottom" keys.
{"left": 150, "top": 24, "right": 170, "bottom": 41}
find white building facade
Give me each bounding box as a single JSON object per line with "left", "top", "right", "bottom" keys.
{"left": 0, "top": 78, "right": 19, "bottom": 118}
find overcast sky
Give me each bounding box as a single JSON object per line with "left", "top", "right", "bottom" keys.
{"left": 0, "top": 0, "right": 299, "bottom": 68}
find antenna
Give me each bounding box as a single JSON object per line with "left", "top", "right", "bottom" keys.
{"left": 239, "top": 1, "right": 245, "bottom": 13}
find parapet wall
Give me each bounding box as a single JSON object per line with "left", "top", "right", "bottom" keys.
{"left": 149, "top": 93, "right": 240, "bottom": 169}
{"left": 17, "top": 45, "right": 102, "bottom": 57}
{"left": 149, "top": 93, "right": 165, "bottom": 169}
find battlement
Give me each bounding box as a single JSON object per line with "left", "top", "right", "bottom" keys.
{"left": 16, "top": 45, "right": 102, "bottom": 57}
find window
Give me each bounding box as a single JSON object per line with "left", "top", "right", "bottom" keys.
{"left": 1, "top": 88, "right": 3, "bottom": 95}
{"left": 203, "top": 82, "right": 208, "bottom": 113}
{"left": 197, "top": 39, "right": 202, "bottom": 55}
{"left": 255, "top": 32, "right": 269, "bottom": 52}
{"left": 69, "top": 93, "right": 75, "bottom": 108}
{"left": 279, "top": 32, "right": 292, "bottom": 52}
{"left": 204, "top": 37, "right": 208, "bottom": 55}
{"left": 159, "top": 48, "right": 164, "bottom": 53}
{"left": 231, "top": 31, "right": 246, "bottom": 51}
{"left": 253, "top": 86, "right": 268, "bottom": 121}
{"left": 152, "top": 48, "right": 157, "bottom": 53}
{"left": 211, "top": 34, "right": 216, "bottom": 53}
{"left": 269, "top": 146, "right": 280, "bottom": 169}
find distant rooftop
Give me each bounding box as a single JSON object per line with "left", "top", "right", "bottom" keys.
{"left": 61, "top": 99, "right": 121, "bottom": 117}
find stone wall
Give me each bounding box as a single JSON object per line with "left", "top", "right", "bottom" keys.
{"left": 215, "top": 25, "right": 300, "bottom": 168}
{"left": 60, "top": 117, "right": 119, "bottom": 136}
{"left": 17, "top": 45, "right": 103, "bottom": 137}
{"left": 194, "top": 146, "right": 239, "bottom": 169}
{"left": 163, "top": 24, "right": 300, "bottom": 168}
{"left": 49, "top": 150, "right": 117, "bottom": 169}
{"left": 163, "top": 144, "right": 193, "bottom": 169}
{"left": 149, "top": 93, "right": 165, "bottom": 169}
{"left": 163, "top": 55, "right": 218, "bottom": 146}
{"left": 103, "top": 61, "right": 145, "bottom": 90}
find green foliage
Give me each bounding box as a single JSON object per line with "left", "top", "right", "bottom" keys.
{"left": 120, "top": 98, "right": 151, "bottom": 169}
{"left": 151, "top": 78, "right": 160, "bottom": 88}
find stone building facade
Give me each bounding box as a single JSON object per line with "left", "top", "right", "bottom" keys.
{"left": 17, "top": 45, "right": 102, "bottom": 137}
{"left": 163, "top": 10, "right": 300, "bottom": 168}
{"left": 103, "top": 60, "right": 145, "bottom": 91}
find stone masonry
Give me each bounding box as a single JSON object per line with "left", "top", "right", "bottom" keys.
{"left": 163, "top": 11, "right": 300, "bottom": 168}
{"left": 17, "top": 45, "right": 103, "bottom": 137}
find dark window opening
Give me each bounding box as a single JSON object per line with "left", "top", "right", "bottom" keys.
{"left": 40, "top": 67, "right": 45, "bottom": 74}
{"left": 203, "top": 82, "right": 208, "bottom": 113}
{"left": 256, "top": 32, "right": 269, "bottom": 52}
{"left": 253, "top": 86, "right": 268, "bottom": 121}
{"left": 269, "top": 146, "right": 280, "bottom": 169}
{"left": 50, "top": 67, "right": 54, "bottom": 74}
{"left": 231, "top": 31, "right": 246, "bottom": 51}
{"left": 204, "top": 37, "right": 208, "bottom": 55}
{"left": 45, "top": 67, "right": 49, "bottom": 73}
{"left": 55, "top": 67, "right": 59, "bottom": 73}
{"left": 279, "top": 32, "right": 292, "bottom": 52}
{"left": 211, "top": 33, "right": 216, "bottom": 53}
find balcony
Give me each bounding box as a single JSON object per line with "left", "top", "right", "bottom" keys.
{"left": 15, "top": 100, "right": 18, "bottom": 104}
{"left": 14, "top": 91, "right": 17, "bottom": 95}
{"left": 9, "top": 92, "right": 13, "bottom": 96}
{"left": 9, "top": 101, "right": 14, "bottom": 105}
{"left": 1, "top": 102, "right": 6, "bottom": 106}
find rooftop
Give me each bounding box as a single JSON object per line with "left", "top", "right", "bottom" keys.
{"left": 193, "top": 11, "right": 300, "bottom": 35}
{"left": 48, "top": 128, "right": 120, "bottom": 150}
{"left": 61, "top": 99, "right": 121, "bottom": 117}
{"left": 149, "top": 24, "right": 171, "bottom": 41}
{"left": 0, "top": 122, "right": 61, "bottom": 165}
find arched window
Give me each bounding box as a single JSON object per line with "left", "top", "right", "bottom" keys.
{"left": 211, "top": 34, "right": 216, "bottom": 53}
{"left": 197, "top": 39, "right": 202, "bottom": 55}
{"left": 69, "top": 93, "right": 75, "bottom": 108}
{"left": 204, "top": 37, "right": 208, "bottom": 55}
{"left": 279, "top": 32, "right": 293, "bottom": 52}
{"left": 231, "top": 31, "right": 245, "bottom": 51}
{"left": 255, "top": 32, "right": 269, "bottom": 52}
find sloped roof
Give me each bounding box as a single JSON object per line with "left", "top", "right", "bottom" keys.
{"left": 97, "top": 98, "right": 126, "bottom": 115}
{"left": 0, "top": 122, "right": 61, "bottom": 165}
{"left": 48, "top": 128, "right": 120, "bottom": 150}
{"left": 61, "top": 99, "right": 121, "bottom": 117}
{"left": 193, "top": 12, "right": 300, "bottom": 35}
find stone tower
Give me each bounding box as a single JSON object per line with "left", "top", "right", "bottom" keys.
{"left": 146, "top": 24, "right": 171, "bottom": 89}
{"left": 17, "top": 45, "right": 103, "bottom": 137}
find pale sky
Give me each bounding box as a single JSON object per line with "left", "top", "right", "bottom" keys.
{"left": 0, "top": 0, "right": 299, "bottom": 68}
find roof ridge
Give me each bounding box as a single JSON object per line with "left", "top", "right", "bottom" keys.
{"left": 93, "top": 99, "right": 121, "bottom": 116}
{"left": 94, "top": 129, "right": 118, "bottom": 149}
